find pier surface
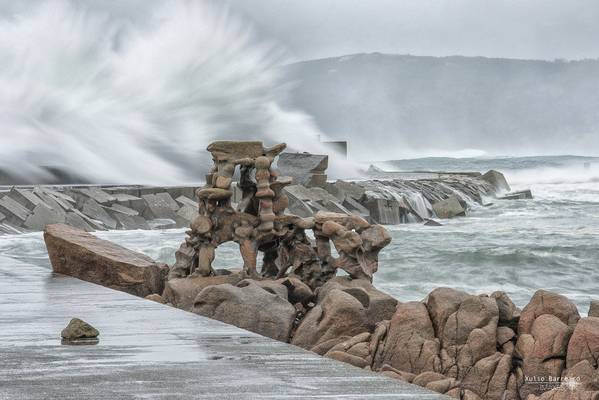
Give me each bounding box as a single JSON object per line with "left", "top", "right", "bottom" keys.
{"left": 0, "top": 253, "right": 445, "bottom": 399}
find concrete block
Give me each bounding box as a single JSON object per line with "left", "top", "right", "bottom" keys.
{"left": 286, "top": 197, "right": 313, "bottom": 218}
{"left": 432, "top": 195, "right": 466, "bottom": 219}
{"left": 70, "top": 188, "right": 115, "bottom": 206}
{"left": 103, "top": 186, "right": 142, "bottom": 197}
{"left": 24, "top": 204, "right": 66, "bottom": 231}
{"left": 105, "top": 204, "right": 139, "bottom": 217}
{"left": 307, "top": 173, "right": 327, "bottom": 188}
{"left": 342, "top": 196, "right": 370, "bottom": 219}
{"left": 175, "top": 196, "right": 198, "bottom": 209}
{"left": 482, "top": 170, "right": 511, "bottom": 193}
{"left": 319, "top": 199, "right": 350, "bottom": 214}
{"left": 112, "top": 193, "right": 145, "bottom": 214}
{"left": 498, "top": 189, "right": 533, "bottom": 200}
{"left": 41, "top": 188, "right": 76, "bottom": 204}
{"left": 278, "top": 153, "right": 328, "bottom": 186}
{"left": 81, "top": 198, "right": 118, "bottom": 229}
{"left": 141, "top": 194, "right": 177, "bottom": 220}
{"left": 0, "top": 222, "right": 24, "bottom": 234}
{"left": 0, "top": 195, "right": 32, "bottom": 225}
{"left": 65, "top": 212, "right": 94, "bottom": 232}
{"left": 0, "top": 210, "right": 5, "bottom": 222}
{"left": 362, "top": 198, "right": 402, "bottom": 225}
{"left": 71, "top": 208, "right": 106, "bottom": 231}
{"left": 33, "top": 188, "right": 70, "bottom": 213}
{"left": 154, "top": 192, "right": 179, "bottom": 211}
{"left": 148, "top": 218, "right": 177, "bottom": 230}
{"left": 8, "top": 188, "right": 45, "bottom": 210}
{"left": 113, "top": 213, "right": 150, "bottom": 230}
{"left": 138, "top": 187, "right": 160, "bottom": 197}
{"left": 176, "top": 204, "right": 198, "bottom": 227}
{"left": 45, "top": 192, "right": 74, "bottom": 211}
{"left": 306, "top": 200, "right": 327, "bottom": 213}
{"left": 331, "top": 180, "right": 366, "bottom": 201}
{"left": 166, "top": 186, "right": 196, "bottom": 201}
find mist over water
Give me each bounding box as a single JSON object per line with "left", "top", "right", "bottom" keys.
{"left": 0, "top": 0, "right": 342, "bottom": 184}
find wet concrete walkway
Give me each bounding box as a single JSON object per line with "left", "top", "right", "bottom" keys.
{"left": 0, "top": 255, "right": 446, "bottom": 399}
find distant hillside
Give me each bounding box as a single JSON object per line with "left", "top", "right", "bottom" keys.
{"left": 282, "top": 53, "right": 599, "bottom": 159}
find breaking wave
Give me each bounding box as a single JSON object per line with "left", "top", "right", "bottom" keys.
{"left": 0, "top": 0, "right": 341, "bottom": 184}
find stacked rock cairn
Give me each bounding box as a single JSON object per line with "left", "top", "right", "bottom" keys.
{"left": 168, "top": 140, "right": 391, "bottom": 288}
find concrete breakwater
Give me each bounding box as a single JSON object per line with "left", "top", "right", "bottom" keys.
{"left": 0, "top": 161, "right": 513, "bottom": 234}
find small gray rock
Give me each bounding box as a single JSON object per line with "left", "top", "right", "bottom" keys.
{"left": 61, "top": 318, "right": 99, "bottom": 343}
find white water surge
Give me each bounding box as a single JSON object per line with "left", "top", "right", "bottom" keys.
{"left": 0, "top": 0, "right": 348, "bottom": 184}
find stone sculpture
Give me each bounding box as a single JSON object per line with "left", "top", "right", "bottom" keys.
{"left": 169, "top": 140, "right": 391, "bottom": 289}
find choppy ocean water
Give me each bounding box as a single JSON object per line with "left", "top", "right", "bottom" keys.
{"left": 1, "top": 155, "right": 597, "bottom": 314}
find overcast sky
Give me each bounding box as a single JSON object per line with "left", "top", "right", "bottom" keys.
{"left": 229, "top": 0, "right": 599, "bottom": 61}
{"left": 1, "top": 0, "right": 598, "bottom": 62}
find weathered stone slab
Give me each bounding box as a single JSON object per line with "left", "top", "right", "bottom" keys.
{"left": 24, "top": 204, "right": 66, "bottom": 230}
{"left": 81, "top": 198, "right": 117, "bottom": 229}
{"left": 0, "top": 195, "right": 32, "bottom": 225}
{"left": 44, "top": 224, "right": 167, "bottom": 297}
{"left": 141, "top": 194, "right": 178, "bottom": 220}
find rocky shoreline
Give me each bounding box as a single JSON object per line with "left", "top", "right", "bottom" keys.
{"left": 44, "top": 223, "right": 599, "bottom": 400}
